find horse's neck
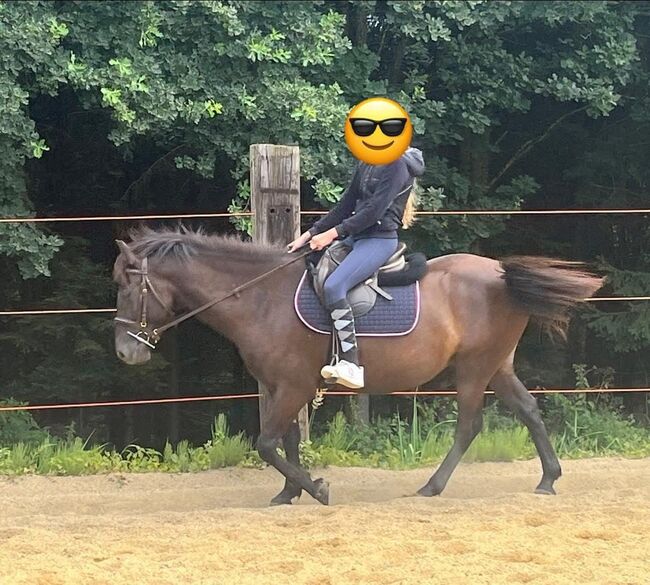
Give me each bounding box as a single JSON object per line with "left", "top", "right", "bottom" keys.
{"left": 170, "top": 254, "right": 301, "bottom": 344}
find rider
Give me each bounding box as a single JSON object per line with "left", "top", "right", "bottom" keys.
{"left": 288, "top": 147, "right": 425, "bottom": 389}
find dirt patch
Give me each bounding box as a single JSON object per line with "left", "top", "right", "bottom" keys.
{"left": 1, "top": 458, "right": 648, "bottom": 585}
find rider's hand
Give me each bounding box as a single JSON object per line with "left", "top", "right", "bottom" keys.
{"left": 310, "top": 228, "right": 339, "bottom": 251}
{"left": 287, "top": 231, "right": 312, "bottom": 253}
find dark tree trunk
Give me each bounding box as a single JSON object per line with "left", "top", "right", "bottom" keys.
{"left": 346, "top": 1, "right": 368, "bottom": 47}
{"left": 168, "top": 328, "right": 180, "bottom": 444}
{"left": 389, "top": 37, "right": 407, "bottom": 86}
{"left": 460, "top": 128, "right": 491, "bottom": 195}
{"left": 123, "top": 406, "right": 134, "bottom": 446}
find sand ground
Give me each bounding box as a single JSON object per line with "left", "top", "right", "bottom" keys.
{"left": 0, "top": 458, "right": 648, "bottom": 585}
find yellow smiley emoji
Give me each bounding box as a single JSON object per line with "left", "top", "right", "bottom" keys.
{"left": 344, "top": 97, "right": 413, "bottom": 165}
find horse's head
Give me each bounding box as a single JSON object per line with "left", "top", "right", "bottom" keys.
{"left": 113, "top": 240, "right": 175, "bottom": 365}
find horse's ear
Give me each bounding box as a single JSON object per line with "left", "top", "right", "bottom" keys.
{"left": 116, "top": 240, "right": 138, "bottom": 266}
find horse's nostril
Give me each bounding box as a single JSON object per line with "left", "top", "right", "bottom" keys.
{"left": 117, "top": 350, "right": 126, "bottom": 360}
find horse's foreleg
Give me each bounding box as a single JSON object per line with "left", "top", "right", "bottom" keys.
{"left": 269, "top": 420, "right": 304, "bottom": 505}
{"left": 490, "top": 369, "right": 561, "bottom": 494}
{"left": 257, "top": 387, "right": 328, "bottom": 506}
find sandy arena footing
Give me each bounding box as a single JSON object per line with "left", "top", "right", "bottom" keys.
{"left": 1, "top": 457, "right": 649, "bottom": 585}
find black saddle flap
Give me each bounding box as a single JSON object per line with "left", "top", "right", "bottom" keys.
{"left": 378, "top": 253, "right": 428, "bottom": 287}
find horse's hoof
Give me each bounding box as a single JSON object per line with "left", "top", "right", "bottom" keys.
{"left": 534, "top": 485, "right": 556, "bottom": 496}
{"left": 313, "top": 478, "right": 330, "bottom": 506}
{"left": 270, "top": 489, "right": 302, "bottom": 506}
{"left": 269, "top": 495, "right": 298, "bottom": 506}
{"left": 417, "top": 484, "right": 442, "bottom": 497}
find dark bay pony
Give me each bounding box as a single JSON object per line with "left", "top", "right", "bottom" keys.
{"left": 113, "top": 227, "right": 603, "bottom": 506}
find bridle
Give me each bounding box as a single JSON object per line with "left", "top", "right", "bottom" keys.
{"left": 114, "top": 246, "right": 312, "bottom": 350}
{"left": 113, "top": 256, "right": 174, "bottom": 349}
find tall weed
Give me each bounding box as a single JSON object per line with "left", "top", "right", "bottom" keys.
{"left": 203, "top": 414, "right": 252, "bottom": 468}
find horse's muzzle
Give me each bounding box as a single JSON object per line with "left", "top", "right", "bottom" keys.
{"left": 115, "top": 337, "right": 152, "bottom": 365}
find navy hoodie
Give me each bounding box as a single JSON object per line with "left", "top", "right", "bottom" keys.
{"left": 309, "top": 147, "right": 425, "bottom": 239}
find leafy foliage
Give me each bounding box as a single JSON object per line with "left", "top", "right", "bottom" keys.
{"left": 0, "top": 400, "right": 51, "bottom": 446}
{"left": 1, "top": 1, "right": 642, "bottom": 266}
{"left": 582, "top": 263, "right": 650, "bottom": 353}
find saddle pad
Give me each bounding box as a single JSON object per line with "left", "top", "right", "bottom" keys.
{"left": 294, "top": 271, "right": 420, "bottom": 337}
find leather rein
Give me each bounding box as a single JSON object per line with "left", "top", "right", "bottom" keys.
{"left": 114, "top": 246, "right": 312, "bottom": 349}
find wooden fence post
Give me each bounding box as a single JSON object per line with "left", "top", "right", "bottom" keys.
{"left": 357, "top": 394, "right": 370, "bottom": 425}
{"left": 250, "top": 144, "right": 310, "bottom": 441}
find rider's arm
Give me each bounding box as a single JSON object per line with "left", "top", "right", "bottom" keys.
{"left": 308, "top": 167, "right": 360, "bottom": 237}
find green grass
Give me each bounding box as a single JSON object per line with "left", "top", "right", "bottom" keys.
{"left": 303, "top": 395, "right": 650, "bottom": 469}
{"left": 0, "top": 413, "right": 253, "bottom": 475}
{"left": 0, "top": 437, "right": 116, "bottom": 475}
{"left": 464, "top": 426, "right": 535, "bottom": 462}
{"left": 1, "top": 395, "right": 649, "bottom": 476}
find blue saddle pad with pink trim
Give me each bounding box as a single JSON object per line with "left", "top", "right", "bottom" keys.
{"left": 294, "top": 271, "right": 420, "bottom": 337}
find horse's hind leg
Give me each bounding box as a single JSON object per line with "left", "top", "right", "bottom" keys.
{"left": 417, "top": 362, "right": 491, "bottom": 497}
{"left": 269, "top": 420, "right": 303, "bottom": 506}
{"left": 256, "top": 385, "right": 329, "bottom": 506}
{"left": 490, "top": 367, "right": 561, "bottom": 494}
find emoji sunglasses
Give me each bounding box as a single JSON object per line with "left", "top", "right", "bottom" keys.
{"left": 349, "top": 118, "right": 407, "bottom": 137}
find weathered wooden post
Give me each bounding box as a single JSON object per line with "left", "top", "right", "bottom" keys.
{"left": 357, "top": 394, "right": 371, "bottom": 425}
{"left": 250, "top": 144, "right": 310, "bottom": 441}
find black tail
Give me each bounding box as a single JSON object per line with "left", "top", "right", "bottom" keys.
{"left": 500, "top": 256, "right": 604, "bottom": 339}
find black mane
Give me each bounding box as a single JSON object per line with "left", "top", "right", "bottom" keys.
{"left": 128, "top": 226, "right": 286, "bottom": 263}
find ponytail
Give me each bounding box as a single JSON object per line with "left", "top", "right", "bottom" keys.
{"left": 401, "top": 180, "right": 418, "bottom": 229}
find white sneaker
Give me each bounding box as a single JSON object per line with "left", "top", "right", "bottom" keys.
{"left": 320, "top": 360, "right": 365, "bottom": 389}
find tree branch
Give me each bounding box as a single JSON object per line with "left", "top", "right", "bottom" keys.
{"left": 493, "top": 130, "right": 509, "bottom": 149}
{"left": 122, "top": 143, "right": 188, "bottom": 201}
{"left": 487, "top": 105, "right": 588, "bottom": 192}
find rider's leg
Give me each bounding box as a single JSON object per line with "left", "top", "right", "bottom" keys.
{"left": 321, "top": 237, "right": 398, "bottom": 388}
{"left": 321, "top": 297, "right": 362, "bottom": 386}
{"left": 323, "top": 237, "right": 399, "bottom": 309}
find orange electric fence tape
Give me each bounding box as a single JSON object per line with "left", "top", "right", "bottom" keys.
{"left": 0, "top": 211, "right": 253, "bottom": 224}
{"left": 1, "top": 208, "right": 650, "bottom": 223}
{"left": 0, "top": 387, "right": 648, "bottom": 412}
{"left": 1, "top": 295, "right": 649, "bottom": 316}
{"left": 302, "top": 209, "right": 650, "bottom": 216}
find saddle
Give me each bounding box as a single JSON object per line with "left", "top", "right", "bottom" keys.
{"left": 307, "top": 240, "right": 427, "bottom": 317}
